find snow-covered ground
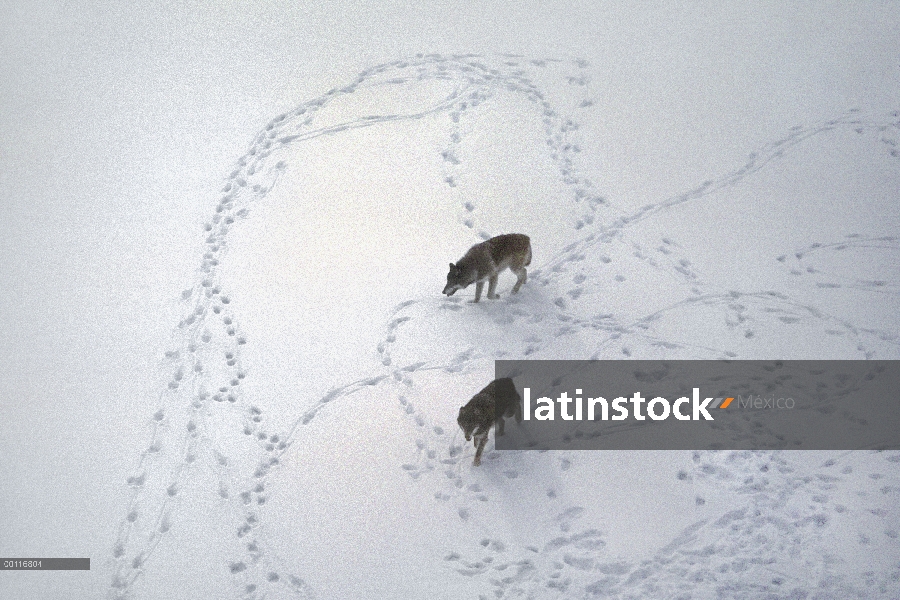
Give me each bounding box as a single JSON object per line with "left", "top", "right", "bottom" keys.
{"left": 1, "top": 4, "right": 899, "bottom": 600}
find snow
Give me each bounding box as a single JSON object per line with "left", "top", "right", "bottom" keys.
{"left": 1, "top": 3, "right": 899, "bottom": 600}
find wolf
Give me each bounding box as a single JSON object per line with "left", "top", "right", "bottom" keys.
{"left": 443, "top": 233, "right": 531, "bottom": 303}
{"left": 457, "top": 377, "right": 523, "bottom": 466}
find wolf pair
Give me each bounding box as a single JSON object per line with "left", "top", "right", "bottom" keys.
{"left": 443, "top": 234, "right": 531, "bottom": 465}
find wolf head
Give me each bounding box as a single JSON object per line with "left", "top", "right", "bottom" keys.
{"left": 443, "top": 263, "right": 464, "bottom": 296}
{"left": 456, "top": 394, "right": 494, "bottom": 442}
{"left": 457, "top": 403, "right": 486, "bottom": 441}
{"left": 443, "top": 262, "right": 473, "bottom": 296}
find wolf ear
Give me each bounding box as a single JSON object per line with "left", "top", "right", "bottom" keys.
{"left": 449, "top": 263, "right": 455, "bottom": 269}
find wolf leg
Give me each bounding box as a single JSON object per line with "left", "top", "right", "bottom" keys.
{"left": 496, "top": 416, "right": 505, "bottom": 436}
{"left": 487, "top": 274, "right": 500, "bottom": 299}
{"left": 470, "top": 280, "right": 484, "bottom": 303}
{"left": 511, "top": 267, "right": 527, "bottom": 293}
{"left": 473, "top": 432, "right": 488, "bottom": 466}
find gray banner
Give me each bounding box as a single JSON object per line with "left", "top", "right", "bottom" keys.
{"left": 0, "top": 558, "right": 90, "bottom": 570}
{"left": 494, "top": 360, "right": 900, "bottom": 450}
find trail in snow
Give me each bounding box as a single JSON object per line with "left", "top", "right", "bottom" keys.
{"left": 109, "top": 53, "right": 900, "bottom": 599}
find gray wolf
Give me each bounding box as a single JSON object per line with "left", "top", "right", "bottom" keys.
{"left": 457, "top": 377, "right": 523, "bottom": 466}
{"left": 443, "top": 234, "right": 531, "bottom": 303}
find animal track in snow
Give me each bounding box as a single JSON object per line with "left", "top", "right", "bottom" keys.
{"left": 111, "top": 52, "right": 900, "bottom": 599}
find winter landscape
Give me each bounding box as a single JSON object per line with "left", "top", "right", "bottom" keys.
{"left": 2, "top": 4, "right": 899, "bottom": 600}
